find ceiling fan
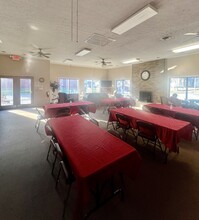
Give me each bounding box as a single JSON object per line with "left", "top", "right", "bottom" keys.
{"left": 29, "top": 44, "right": 51, "bottom": 58}
{"left": 95, "top": 58, "right": 112, "bottom": 67}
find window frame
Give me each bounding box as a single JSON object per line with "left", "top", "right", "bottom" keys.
{"left": 169, "top": 76, "right": 199, "bottom": 100}
{"left": 115, "top": 79, "right": 131, "bottom": 96}
{"left": 58, "top": 77, "right": 79, "bottom": 94}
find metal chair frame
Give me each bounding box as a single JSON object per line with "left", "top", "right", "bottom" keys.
{"left": 136, "top": 120, "right": 166, "bottom": 161}
{"left": 35, "top": 108, "right": 47, "bottom": 132}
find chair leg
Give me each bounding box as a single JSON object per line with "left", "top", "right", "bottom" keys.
{"left": 36, "top": 120, "right": 41, "bottom": 132}
{"left": 52, "top": 151, "right": 58, "bottom": 174}
{"left": 46, "top": 141, "right": 52, "bottom": 161}
{"left": 62, "top": 184, "right": 72, "bottom": 219}
{"left": 194, "top": 126, "right": 198, "bottom": 140}
{"left": 55, "top": 165, "right": 62, "bottom": 188}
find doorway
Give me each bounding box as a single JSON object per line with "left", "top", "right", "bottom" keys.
{"left": 0, "top": 76, "right": 33, "bottom": 109}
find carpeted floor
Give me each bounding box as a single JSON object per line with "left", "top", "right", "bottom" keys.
{"left": 0, "top": 107, "right": 199, "bottom": 220}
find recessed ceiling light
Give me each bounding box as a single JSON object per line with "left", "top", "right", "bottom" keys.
{"left": 122, "top": 58, "right": 140, "bottom": 64}
{"left": 172, "top": 43, "right": 199, "bottom": 53}
{"left": 63, "top": 58, "right": 73, "bottom": 63}
{"left": 30, "top": 25, "right": 39, "bottom": 30}
{"left": 75, "top": 48, "right": 91, "bottom": 56}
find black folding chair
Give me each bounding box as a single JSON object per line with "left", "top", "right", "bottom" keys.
{"left": 55, "top": 108, "right": 71, "bottom": 118}
{"left": 136, "top": 120, "right": 164, "bottom": 160}
{"left": 56, "top": 159, "right": 75, "bottom": 219}
{"left": 115, "top": 113, "right": 133, "bottom": 140}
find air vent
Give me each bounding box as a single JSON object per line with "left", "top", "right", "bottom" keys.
{"left": 85, "top": 33, "right": 115, "bottom": 46}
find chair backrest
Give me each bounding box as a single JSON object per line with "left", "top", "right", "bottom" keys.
{"left": 108, "top": 129, "right": 122, "bottom": 139}
{"left": 108, "top": 106, "right": 117, "bottom": 113}
{"left": 137, "top": 120, "right": 157, "bottom": 140}
{"left": 89, "top": 118, "right": 99, "bottom": 126}
{"left": 60, "top": 161, "right": 75, "bottom": 184}
{"left": 36, "top": 108, "right": 45, "bottom": 119}
{"left": 58, "top": 93, "right": 67, "bottom": 103}
{"left": 116, "top": 113, "right": 131, "bottom": 129}
{"left": 150, "top": 107, "right": 163, "bottom": 115}
{"left": 160, "top": 96, "right": 169, "bottom": 105}
{"left": 55, "top": 108, "right": 71, "bottom": 117}
{"left": 45, "top": 122, "right": 53, "bottom": 136}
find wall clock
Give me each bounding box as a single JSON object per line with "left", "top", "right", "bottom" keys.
{"left": 141, "top": 70, "right": 150, "bottom": 81}
{"left": 39, "top": 77, "right": 45, "bottom": 83}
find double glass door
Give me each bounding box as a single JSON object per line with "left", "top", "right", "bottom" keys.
{"left": 0, "top": 76, "right": 33, "bottom": 109}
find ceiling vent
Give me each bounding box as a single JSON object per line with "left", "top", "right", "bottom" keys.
{"left": 85, "top": 33, "right": 115, "bottom": 46}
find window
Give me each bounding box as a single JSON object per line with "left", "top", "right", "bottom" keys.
{"left": 170, "top": 77, "right": 199, "bottom": 100}
{"left": 116, "top": 80, "right": 130, "bottom": 96}
{"left": 84, "top": 80, "right": 100, "bottom": 93}
{"left": 59, "top": 78, "right": 79, "bottom": 94}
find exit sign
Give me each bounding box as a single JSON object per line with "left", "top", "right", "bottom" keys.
{"left": 10, "top": 55, "right": 21, "bottom": 61}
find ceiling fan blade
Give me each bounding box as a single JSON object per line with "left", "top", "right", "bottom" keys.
{"left": 42, "top": 53, "right": 51, "bottom": 55}
{"left": 31, "top": 43, "right": 40, "bottom": 49}
{"left": 43, "top": 54, "right": 50, "bottom": 58}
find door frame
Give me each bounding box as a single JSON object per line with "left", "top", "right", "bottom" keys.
{"left": 0, "top": 76, "right": 34, "bottom": 110}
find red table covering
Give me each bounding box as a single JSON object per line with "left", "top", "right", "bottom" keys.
{"left": 49, "top": 115, "right": 141, "bottom": 217}
{"left": 43, "top": 101, "right": 96, "bottom": 118}
{"left": 144, "top": 103, "right": 199, "bottom": 127}
{"left": 100, "top": 97, "right": 135, "bottom": 107}
{"left": 109, "top": 108, "right": 193, "bottom": 152}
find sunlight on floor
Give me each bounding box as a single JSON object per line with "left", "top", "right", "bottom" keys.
{"left": 8, "top": 109, "right": 38, "bottom": 120}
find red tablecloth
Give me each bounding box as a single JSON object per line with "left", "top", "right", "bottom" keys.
{"left": 43, "top": 101, "right": 96, "bottom": 118}
{"left": 100, "top": 97, "right": 135, "bottom": 107}
{"left": 144, "top": 103, "right": 199, "bottom": 127}
{"left": 49, "top": 115, "right": 141, "bottom": 217}
{"left": 109, "top": 108, "right": 193, "bottom": 152}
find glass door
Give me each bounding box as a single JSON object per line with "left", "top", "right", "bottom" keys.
{"left": 0, "top": 76, "right": 33, "bottom": 109}
{"left": 20, "top": 78, "right": 32, "bottom": 105}
{"left": 0, "top": 78, "right": 14, "bottom": 106}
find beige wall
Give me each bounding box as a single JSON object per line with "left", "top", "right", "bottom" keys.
{"left": 107, "top": 66, "right": 132, "bottom": 94}
{"left": 50, "top": 64, "right": 107, "bottom": 96}
{"left": 167, "top": 53, "right": 199, "bottom": 77}
{"left": 1, "top": 52, "right": 199, "bottom": 107}
{"left": 107, "top": 61, "right": 166, "bottom": 102}
{"left": 0, "top": 55, "right": 50, "bottom": 106}
{"left": 107, "top": 53, "right": 199, "bottom": 103}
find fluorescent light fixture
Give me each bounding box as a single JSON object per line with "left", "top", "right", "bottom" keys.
{"left": 172, "top": 43, "right": 199, "bottom": 53}
{"left": 184, "top": 33, "right": 198, "bottom": 36}
{"left": 122, "top": 58, "right": 140, "bottom": 64}
{"left": 167, "top": 65, "right": 177, "bottom": 71}
{"left": 111, "top": 4, "right": 158, "bottom": 35}
{"left": 0, "top": 39, "right": 2, "bottom": 44}
{"left": 75, "top": 48, "right": 91, "bottom": 56}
